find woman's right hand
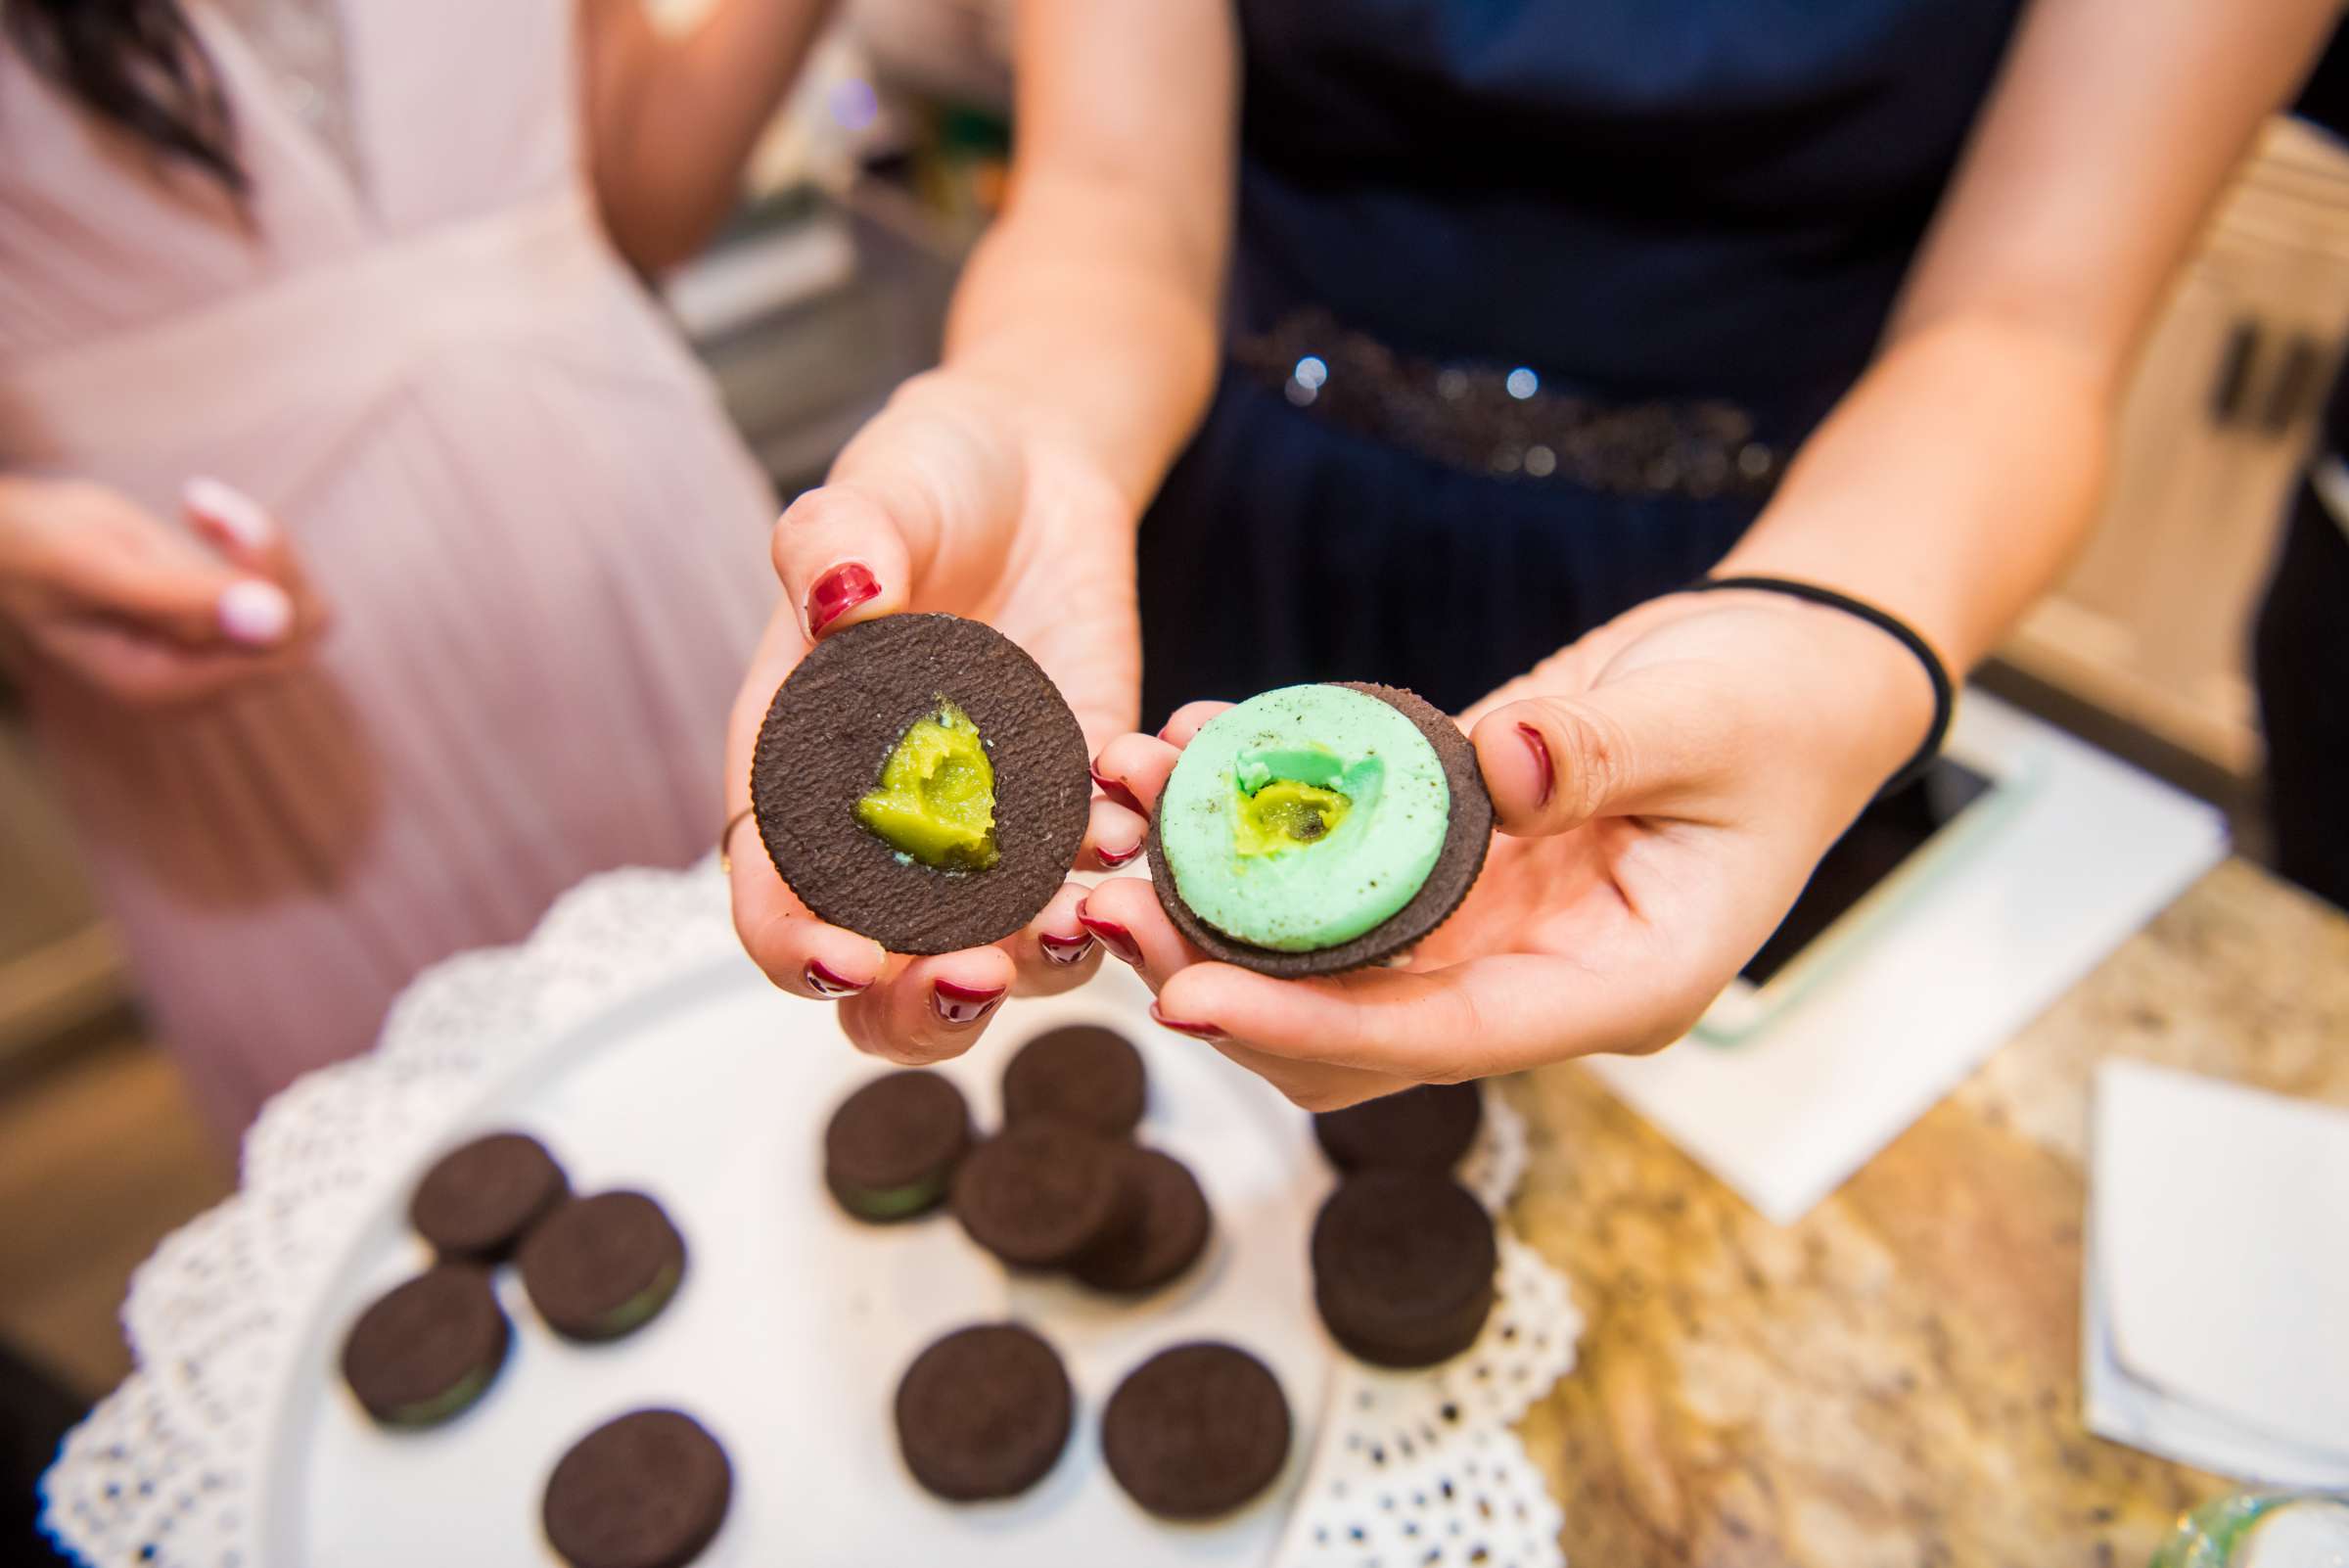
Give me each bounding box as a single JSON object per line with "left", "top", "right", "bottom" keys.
{"left": 0, "top": 475, "right": 329, "bottom": 705}
{"left": 724, "top": 371, "right": 1147, "bottom": 1064}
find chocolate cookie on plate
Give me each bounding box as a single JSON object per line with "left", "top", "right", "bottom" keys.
{"left": 408, "top": 1130, "right": 570, "bottom": 1262}
{"left": 341, "top": 1263, "right": 510, "bottom": 1428}
{"left": 1310, "top": 1171, "right": 1497, "bottom": 1367}
{"left": 1101, "top": 1342, "right": 1291, "bottom": 1519}
{"left": 519, "top": 1190, "right": 687, "bottom": 1342}
{"left": 1001, "top": 1023, "right": 1147, "bottom": 1138}
{"left": 824, "top": 1070, "right": 973, "bottom": 1222}
{"left": 542, "top": 1407, "right": 731, "bottom": 1568}
{"left": 895, "top": 1322, "right": 1074, "bottom": 1502}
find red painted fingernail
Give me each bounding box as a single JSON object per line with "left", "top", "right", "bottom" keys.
{"left": 1150, "top": 1001, "right": 1225, "bottom": 1041}
{"left": 1090, "top": 768, "right": 1145, "bottom": 816}
{"left": 932, "top": 979, "right": 1005, "bottom": 1026}
{"left": 1096, "top": 842, "right": 1142, "bottom": 869}
{"left": 1517, "top": 722, "right": 1554, "bottom": 808}
{"left": 1038, "top": 930, "right": 1095, "bottom": 966}
{"left": 806, "top": 563, "right": 880, "bottom": 637}
{"left": 1077, "top": 902, "right": 1143, "bottom": 967}
{"left": 805, "top": 960, "right": 867, "bottom": 997}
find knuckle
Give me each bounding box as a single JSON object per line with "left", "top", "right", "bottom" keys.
{"left": 1536, "top": 697, "right": 1630, "bottom": 825}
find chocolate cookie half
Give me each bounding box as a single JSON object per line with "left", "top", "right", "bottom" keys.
{"left": 519, "top": 1190, "right": 687, "bottom": 1342}
{"left": 895, "top": 1322, "right": 1074, "bottom": 1501}
{"left": 824, "top": 1070, "right": 973, "bottom": 1222}
{"left": 1070, "top": 1146, "right": 1212, "bottom": 1295}
{"left": 949, "top": 1122, "right": 1132, "bottom": 1269}
{"left": 408, "top": 1130, "right": 570, "bottom": 1262}
{"left": 542, "top": 1407, "right": 732, "bottom": 1568}
{"left": 1312, "top": 1171, "right": 1497, "bottom": 1367}
{"left": 752, "top": 613, "right": 1091, "bottom": 955}
{"left": 341, "top": 1263, "right": 510, "bottom": 1428}
{"left": 1146, "top": 682, "right": 1494, "bottom": 977}
{"left": 1313, "top": 1083, "right": 1483, "bottom": 1174}
{"left": 1000, "top": 1024, "right": 1147, "bottom": 1137}
{"left": 1102, "top": 1342, "right": 1291, "bottom": 1519}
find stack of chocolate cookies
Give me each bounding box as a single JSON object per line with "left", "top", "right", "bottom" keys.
{"left": 1308, "top": 1084, "right": 1501, "bottom": 1367}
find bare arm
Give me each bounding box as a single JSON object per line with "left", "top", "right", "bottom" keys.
{"left": 932, "top": 0, "right": 1236, "bottom": 510}
{"left": 1718, "top": 0, "right": 2344, "bottom": 674}
{"left": 579, "top": 0, "right": 835, "bottom": 275}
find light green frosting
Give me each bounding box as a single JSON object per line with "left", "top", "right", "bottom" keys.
{"left": 1159, "top": 685, "right": 1450, "bottom": 951}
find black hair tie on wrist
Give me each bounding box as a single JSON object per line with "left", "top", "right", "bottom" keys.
{"left": 1687, "top": 575, "right": 1956, "bottom": 798}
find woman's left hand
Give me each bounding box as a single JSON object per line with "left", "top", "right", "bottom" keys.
{"left": 1078, "top": 585, "right": 1938, "bottom": 1110}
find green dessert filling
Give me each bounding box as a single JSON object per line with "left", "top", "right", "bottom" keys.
{"left": 854, "top": 698, "right": 999, "bottom": 872}
{"left": 387, "top": 1360, "right": 499, "bottom": 1428}
{"left": 1160, "top": 685, "right": 1451, "bottom": 951}
{"left": 586, "top": 1258, "right": 682, "bottom": 1340}
{"left": 838, "top": 1172, "right": 951, "bottom": 1222}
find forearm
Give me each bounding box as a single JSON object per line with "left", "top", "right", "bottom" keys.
{"left": 585, "top": 0, "right": 832, "bottom": 274}
{"left": 936, "top": 169, "right": 1224, "bottom": 512}
{"left": 1714, "top": 310, "right": 2111, "bottom": 673}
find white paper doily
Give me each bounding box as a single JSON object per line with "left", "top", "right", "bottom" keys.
{"left": 43, "top": 859, "right": 1578, "bottom": 1568}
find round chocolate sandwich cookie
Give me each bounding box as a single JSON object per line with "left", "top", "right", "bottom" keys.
{"left": 1000, "top": 1023, "right": 1147, "bottom": 1137}
{"left": 824, "top": 1070, "right": 973, "bottom": 1222}
{"left": 949, "top": 1121, "right": 1132, "bottom": 1269}
{"left": 1313, "top": 1083, "right": 1483, "bottom": 1174}
{"left": 1101, "top": 1342, "right": 1291, "bottom": 1519}
{"left": 1147, "top": 682, "right": 1494, "bottom": 977}
{"left": 408, "top": 1130, "right": 570, "bottom": 1261}
{"left": 752, "top": 613, "right": 1091, "bottom": 955}
{"left": 1070, "top": 1146, "right": 1212, "bottom": 1294}
{"left": 542, "top": 1407, "right": 732, "bottom": 1568}
{"left": 519, "top": 1190, "right": 687, "bottom": 1342}
{"left": 894, "top": 1321, "right": 1074, "bottom": 1501}
{"left": 1311, "top": 1171, "right": 1497, "bottom": 1367}
{"left": 340, "top": 1263, "right": 510, "bottom": 1427}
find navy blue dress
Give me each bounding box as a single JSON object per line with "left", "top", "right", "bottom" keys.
{"left": 1137, "top": 0, "right": 2024, "bottom": 723}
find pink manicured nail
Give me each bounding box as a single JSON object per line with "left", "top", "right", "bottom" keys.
{"left": 1149, "top": 1002, "right": 1225, "bottom": 1041}
{"left": 1090, "top": 768, "right": 1145, "bottom": 816}
{"left": 1096, "top": 842, "right": 1142, "bottom": 869}
{"left": 217, "top": 579, "right": 293, "bottom": 646}
{"left": 806, "top": 563, "right": 880, "bottom": 637}
{"left": 1039, "top": 930, "right": 1095, "bottom": 966}
{"left": 932, "top": 980, "right": 1004, "bottom": 1026}
{"left": 184, "top": 476, "right": 274, "bottom": 551}
{"left": 805, "top": 960, "right": 867, "bottom": 997}
{"left": 1077, "top": 903, "right": 1142, "bottom": 968}
{"left": 1517, "top": 722, "right": 1554, "bottom": 809}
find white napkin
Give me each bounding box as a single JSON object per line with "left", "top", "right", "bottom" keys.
{"left": 2083, "top": 1060, "right": 2349, "bottom": 1486}
{"left": 1587, "top": 692, "right": 2228, "bottom": 1223}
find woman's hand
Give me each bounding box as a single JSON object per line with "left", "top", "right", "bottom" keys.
{"left": 1078, "top": 587, "right": 1937, "bottom": 1109}
{"left": 0, "top": 475, "right": 329, "bottom": 705}
{"left": 724, "top": 371, "right": 1145, "bottom": 1063}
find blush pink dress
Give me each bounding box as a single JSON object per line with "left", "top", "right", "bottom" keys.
{"left": 0, "top": 1, "right": 779, "bottom": 1132}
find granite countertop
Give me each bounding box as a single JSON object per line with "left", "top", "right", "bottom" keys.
{"left": 1508, "top": 860, "right": 2349, "bottom": 1567}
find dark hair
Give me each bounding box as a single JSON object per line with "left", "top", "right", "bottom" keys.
{"left": 5, "top": 0, "right": 246, "bottom": 194}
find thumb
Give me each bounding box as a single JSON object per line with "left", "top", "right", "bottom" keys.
{"left": 769, "top": 484, "right": 916, "bottom": 643}
{"left": 1469, "top": 674, "right": 1734, "bottom": 837}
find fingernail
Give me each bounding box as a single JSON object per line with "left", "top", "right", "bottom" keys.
{"left": 1149, "top": 1001, "right": 1225, "bottom": 1041}
{"left": 1077, "top": 901, "right": 1142, "bottom": 967}
{"left": 217, "top": 579, "right": 293, "bottom": 646}
{"left": 1517, "top": 722, "right": 1554, "bottom": 809}
{"left": 184, "top": 476, "right": 274, "bottom": 550}
{"left": 804, "top": 960, "right": 868, "bottom": 997}
{"left": 932, "top": 979, "right": 1005, "bottom": 1027}
{"left": 1096, "top": 842, "right": 1142, "bottom": 869}
{"left": 1091, "top": 768, "right": 1144, "bottom": 815}
{"left": 1039, "top": 930, "right": 1095, "bottom": 966}
{"left": 806, "top": 563, "right": 880, "bottom": 637}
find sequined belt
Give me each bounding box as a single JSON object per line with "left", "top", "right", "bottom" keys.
{"left": 1232, "top": 308, "right": 1783, "bottom": 500}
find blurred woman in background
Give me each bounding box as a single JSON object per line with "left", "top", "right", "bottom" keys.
{"left": 0, "top": 0, "right": 826, "bottom": 1134}
{"left": 725, "top": 0, "right": 2338, "bottom": 1102}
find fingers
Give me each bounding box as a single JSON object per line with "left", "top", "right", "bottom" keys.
{"left": 769, "top": 485, "right": 915, "bottom": 643}
{"left": 1077, "top": 874, "right": 1203, "bottom": 990}
{"left": 1202, "top": 1038, "right": 1418, "bottom": 1114}
{"left": 1152, "top": 950, "right": 1716, "bottom": 1082}
{"left": 837, "top": 945, "right": 1018, "bottom": 1066}
{"left": 1469, "top": 673, "right": 1736, "bottom": 838}
{"left": 1081, "top": 795, "right": 1147, "bottom": 872}
{"left": 1090, "top": 730, "right": 1183, "bottom": 817}
{"left": 182, "top": 477, "right": 332, "bottom": 636}
{"left": 1156, "top": 700, "right": 1231, "bottom": 748}
{"left": 725, "top": 827, "right": 888, "bottom": 1000}
{"left": 24, "top": 618, "right": 306, "bottom": 706}
{"left": 1006, "top": 880, "right": 1103, "bottom": 995}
